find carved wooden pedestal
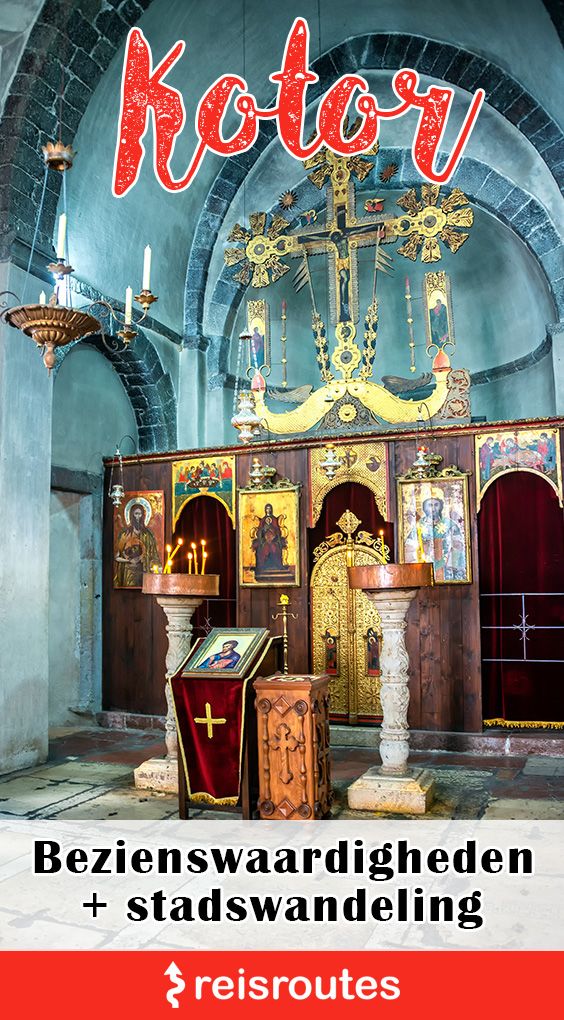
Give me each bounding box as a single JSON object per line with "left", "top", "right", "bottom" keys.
{"left": 253, "top": 674, "right": 332, "bottom": 820}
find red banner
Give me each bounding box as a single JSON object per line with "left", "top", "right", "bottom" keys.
{"left": 0, "top": 951, "right": 559, "bottom": 1018}
{"left": 170, "top": 675, "right": 246, "bottom": 804}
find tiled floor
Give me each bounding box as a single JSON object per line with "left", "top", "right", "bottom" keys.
{"left": 1, "top": 726, "right": 563, "bottom": 820}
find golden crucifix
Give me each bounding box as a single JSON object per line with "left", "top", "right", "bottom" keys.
{"left": 225, "top": 129, "right": 473, "bottom": 327}
{"left": 224, "top": 123, "right": 474, "bottom": 432}
{"left": 194, "top": 702, "right": 226, "bottom": 739}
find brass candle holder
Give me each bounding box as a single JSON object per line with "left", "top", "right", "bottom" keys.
{"left": 134, "top": 289, "right": 158, "bottom": 313}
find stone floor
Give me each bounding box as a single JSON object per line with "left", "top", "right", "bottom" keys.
{"left": 0, "top": 726, "right": 563, "bottom": 820}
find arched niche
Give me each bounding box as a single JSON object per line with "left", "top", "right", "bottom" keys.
{"left": 478, "top": 471, "right": 564, "bottom": 728}
{"left": 173, "top": 494, "right": 237, "bottom": 634}
{"left": 308, "top": 481, "right": 391, "bottom": 571}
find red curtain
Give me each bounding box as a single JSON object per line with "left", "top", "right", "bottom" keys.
{"left": 308, "top": 481, "right": 390, "bottom": 568}
{"left": 174, "top": 496, "right": 236, "bottom": 635}
{"left": 479, "top": 472, "right": 564, "bottom": 724}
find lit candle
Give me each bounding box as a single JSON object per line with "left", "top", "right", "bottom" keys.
{"left": 191, "top": 542, "right": 198, "bottom": 575}
{"left": 56, "top": 213, "right": 67, "bottom": 259}
{"left": 188, "top": 552, "right": 193, "bottom": 574}
{"left": 379, "top": 529, "right": 386, "bottom": 561}
{"left": 39, "top": 291, "right": 46, "bottom": 306}
{"left": 169, "top": 537, "right": 183, "bottom": 563}
{"left": 142, "top": 245, "right": 152, "bottom": 291}
{"left": 202, "top": 551, "right": 208, "bottom": 574}
{"left": 124, "top": 286, "right": 133, "bottom": 325}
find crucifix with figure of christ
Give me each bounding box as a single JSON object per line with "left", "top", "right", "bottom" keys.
{"left": 224, "top": 124, "right": 474, "bottom": 431}
{"left": 226, "top": 136, "right": 394, "bottom": 327}
{"left": 224, "top": 124, "right": 474, "bottom": 335}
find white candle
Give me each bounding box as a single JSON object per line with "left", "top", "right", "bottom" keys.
{"left": 56, "top": 213, "right": 67, "bottom": 259}
{"left": 39, "top": 291, "right": 46, "bottom": 306}
{"left": 124, "top": 286, "right": 133, "bottom": 325}
{"left": 142, "top": 245, "right": 151, "bottom": 291}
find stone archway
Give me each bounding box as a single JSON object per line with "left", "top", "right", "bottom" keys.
{"left": 184, "top": 31, "right": 564, "bottom": 353}
{"left": 0, "top": 0, "right": 154, "bottom": 259}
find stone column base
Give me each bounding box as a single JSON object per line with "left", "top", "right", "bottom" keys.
{"left": 134, "top": 756, "right": 178, "bottom": 794}
{"left": 347, "top": 766, "right": 435, "bottom": 815}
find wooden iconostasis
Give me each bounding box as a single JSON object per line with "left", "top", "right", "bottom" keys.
{"left": 102, "top": 421, "right": 563, "bottom": 734}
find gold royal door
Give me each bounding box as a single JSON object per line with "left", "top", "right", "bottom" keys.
{"left": 310, "top": 511, "right": 384, "bottom": 725}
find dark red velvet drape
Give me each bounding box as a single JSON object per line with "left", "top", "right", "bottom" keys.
{"left": 170, "top": 673, "right": 246, "bottom": 803}
{"left": 479, "top": 472, "right": 564, "bottom": 725}
{"left": 174, "top": 496, "right": 236, "bottom": 635}
{"left": 308, "top": 481, "right": 390, "bottom": 567}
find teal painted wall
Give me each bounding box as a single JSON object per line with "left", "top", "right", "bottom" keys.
{"left": 57, "top": 0, "right": 563, "bottom": 448}
{"left": 52, "top": 345, "right": 139, "bottom": 473}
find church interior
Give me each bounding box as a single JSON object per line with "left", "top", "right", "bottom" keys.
{"left": 1, "top": 0, "right": 563, "bottom": 821}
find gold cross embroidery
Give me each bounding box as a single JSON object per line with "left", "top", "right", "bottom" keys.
{"left": 194, "top": 701, "right": 226, "bottom": 739}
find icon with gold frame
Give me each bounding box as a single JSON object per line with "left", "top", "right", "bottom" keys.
{"left": 397, "top": 475, "right": 471, "bottom": 584}
{"left": 475, "top": 427, "right": 562, "bottom": 510}
{"left": 238, "top": 482, "right": 301, "bottom": 587}
{"left": 246, "top": 299, "right": 270, "bottom": 373}
{"left": 423, "top": 270, "right": 455, "bottom": 356}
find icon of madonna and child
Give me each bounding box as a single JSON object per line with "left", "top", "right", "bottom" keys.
{"left": 239, "top": 486, "right": 300, "bottom": 587}
{"left": 251, "top": 502, "right": 296, "bottom": 584}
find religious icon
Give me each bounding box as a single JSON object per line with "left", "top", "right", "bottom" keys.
{"left": 366, "top": 627, "right": 381, "bottom": 676}
{"left": 199, "top": 640, "right": 241, "bottom": 670}
{"left": 180, "top": 627, "right": 270, "bottom": 680}
{"left": 423, "top": 270, "right": 455, "bottom": 356}
{"left": 475, "top": 428, "right": 563, "bottom": 509}
{"left": 323, "top": 630, "right": 339, "bottom": 675}
{"left": 113, "top": 491, "right": 164, "bottom": 589}
{"left": 172, "top": 454, "right": 235, "bottom": 526}
{"left": 398, "top": 476, "right": 472, "bottom": 584}
{"left": 246, "top": 299, "right": 270, "bottom": 373}
{"left": 238, "top": 482, "right": 301, "bottom": 587}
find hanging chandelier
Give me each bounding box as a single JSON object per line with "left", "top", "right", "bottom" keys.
{"left": 2, "top": 128, "right": 159, "bottom": 372}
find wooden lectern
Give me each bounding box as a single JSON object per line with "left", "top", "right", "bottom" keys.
{"left": 253, "top": 674, "right": 332, "bottom": 820}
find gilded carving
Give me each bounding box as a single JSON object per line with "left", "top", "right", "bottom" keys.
{"left": 309, "top": 441, "right": 389, "bottom": 525}
{"left": 310, "top": 518, "right": 387, "bottom": 724}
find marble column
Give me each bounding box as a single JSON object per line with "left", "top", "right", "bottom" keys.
{"left": 134, "top": 596, "right": 203, "bottom": 793}
{"left": 347, "top": 588, "right": 435, "bottom": 814}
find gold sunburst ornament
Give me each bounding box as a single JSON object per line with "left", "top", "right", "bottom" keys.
{"left": 224, "top": 211, "right": 295, "bottom": 287}
{"left": 279, "top": 190, "right": 298, "bottom": 211}
{"left": 379, "top": 162, "right": 398, "bottom": 183}
{"left": 393, "top": 184, "right": 474, "bottom": 263}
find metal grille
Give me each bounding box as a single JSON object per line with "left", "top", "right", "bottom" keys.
{"left": 481, "top": 592, "right": 564, "bottom": 664}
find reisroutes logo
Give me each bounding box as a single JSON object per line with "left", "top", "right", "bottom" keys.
{"left": 164, "top": 961, "right": 400, "bottom": 1008}
{"left": 113, "top": 17, "right": 485, "bottom": 197}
